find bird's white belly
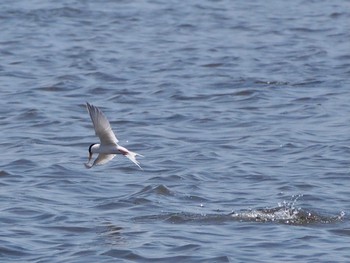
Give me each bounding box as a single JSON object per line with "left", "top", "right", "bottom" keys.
{"left": 98, "top": 145, "right": 121, "bottom": 154}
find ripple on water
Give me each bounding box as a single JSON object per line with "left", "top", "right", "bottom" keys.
{"left": 133, "top": 200, "right": 345, "bottom": 226}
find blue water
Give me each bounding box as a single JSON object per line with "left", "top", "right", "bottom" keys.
{"left": 1, "top": 0, "right": 350, "bottom": 262}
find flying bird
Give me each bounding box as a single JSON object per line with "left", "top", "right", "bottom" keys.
{"left": 85, "top": 102, "right": 143, "bottom": 169}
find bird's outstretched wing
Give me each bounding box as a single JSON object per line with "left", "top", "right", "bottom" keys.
{"left": 85, "top": 153, "right": 116, "bottom": 169}
{"left": 86, "top": 102, "right": 118, "bottom": 145}
{"left": 86, "top": 154, "right": 116, "bottom": 168}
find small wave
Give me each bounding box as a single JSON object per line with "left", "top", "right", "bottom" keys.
{"left": 130, "top": 184, "right": 174, "bottom": 197}
{"left": 0, "top": 170, "right": 11, "bottom": 176}
{"left": 134, "top": 208, "right": 344, "bottom": 226}
{"left": 133, "top": 195, "right": 345, "bottom": 226}
{"left": 230, "top": 194, "right": 345, "bottom": 225}
{"left": 229, "top": 207, "right": 345, "bottom": 225}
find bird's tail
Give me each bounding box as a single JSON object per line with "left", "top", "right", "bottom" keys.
{"left": 124, "top": 150, "right": 144, "bottom": 170}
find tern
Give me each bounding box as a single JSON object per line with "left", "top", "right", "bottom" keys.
{"left": 85, "top": 102, "right": 143, "bottom": 169}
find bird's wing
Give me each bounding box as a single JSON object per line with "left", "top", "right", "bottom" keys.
{"left": 86, "top": 102, "right": 118, "bottom": 145}
{"left": 93, "top": 154, "right": 116, "bottom": 166}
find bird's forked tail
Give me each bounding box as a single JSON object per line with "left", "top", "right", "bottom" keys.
{"left": 124, "top": 150, "right": 143, "bottom": 170}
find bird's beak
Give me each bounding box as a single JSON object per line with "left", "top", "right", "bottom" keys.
{"left": 85, "top": 152, "right": 93, "bottom": 169}
{"left": 88, "top": 152, "right": 92, "bottom": 163}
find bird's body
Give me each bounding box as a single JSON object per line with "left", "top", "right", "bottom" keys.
{"left": 85, "top": 102, "right": 143, "bottom": 169}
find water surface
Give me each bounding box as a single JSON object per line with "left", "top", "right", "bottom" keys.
{"left": 1, "top": 0, "right": 349, "bottom": 262}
